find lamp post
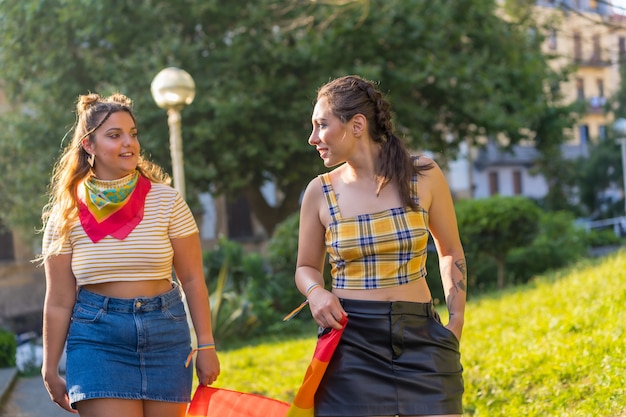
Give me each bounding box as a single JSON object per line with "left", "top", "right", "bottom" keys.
{"left": 150, "top": 67, "right": 196, "bottom": 200}
{"left": 612, "top": 118, "right": 626, "bottom": 217}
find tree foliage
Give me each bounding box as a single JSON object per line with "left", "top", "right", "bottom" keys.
{"left": 456, "top": 195, "right": 541, "bottom": 290}
{"left": 0, "top": 0, "right": 571, "bottom": 241}
{"left": 576, "top": 137, "right": 624, "bottom": 218}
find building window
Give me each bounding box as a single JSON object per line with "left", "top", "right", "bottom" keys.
{"left": 226, "top": 195, "right": 254, "bottom": 240}
{"left": 579, "top": 125, "right": 589, "bottom": 153}
{"left": 489, "top": 172, "right": 499, "bottom": 196}
{"left": 592, "top": 34, "right": 601, "bottom": 62}
{"left": 574, "top": 32, "right": 582, "bottom": 62}
{"left": 599, "top": 125, "right": 607, "bottom": 140}
{"left": 620, "top": 37, "right": 626, "bottom": 64}
{"left": 589, "top": 78, "right": 606, "bottom": 110}
{"left": 576, "top": 78, "right": 585, "bottom": 101}
{"left": 513, "top": 171, "right": 522, "bottom": 195}
{"left": 0, "top": 220, "right": 14, "bottom": 261}
{"left": 597, "top": 78, "right": 604, "bottom": 97}
{"left": 548, "top": 29, "right": 557, "bottom": 50}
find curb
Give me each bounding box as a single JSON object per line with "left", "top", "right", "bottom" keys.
{"left": 0, "top": 367, "right": 18, "bottom": 408}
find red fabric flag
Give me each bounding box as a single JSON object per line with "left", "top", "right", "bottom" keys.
{"left": 285, "top": 316, "right": 348, "bottom": 417}
{"left": 186, "top": 386, "right": 290, "bottom": 417}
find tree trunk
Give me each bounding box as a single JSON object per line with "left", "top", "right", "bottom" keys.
{"left": 496, "top": 259, "right": 506, "bottom": 290}
{"left": 242, "top": 180, "right": 306, "bottom": 237}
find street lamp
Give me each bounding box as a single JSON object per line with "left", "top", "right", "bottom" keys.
{"left": 151, "top": 67, "right": 196, "bottom": 200}
{"left": 612, "top": 117, "right": 626, "bottom": 216}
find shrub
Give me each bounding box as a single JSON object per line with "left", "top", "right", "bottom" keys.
{"left": 456, "top": 196, "right": 541, "bottom": 289}
{"left": 203, "top": 238, "right": 265, "bottom": 343}
{"left": 0, "top": 327, "right": 16, "bottom": 368}
{"left": 265, "top": 213, "right": 313, "bottom": 325}
{"left": 584, "top": 228, "right": 622, "bottom": 248}
{"left": 506, "top": 211, "right": 588, "bottom": 285}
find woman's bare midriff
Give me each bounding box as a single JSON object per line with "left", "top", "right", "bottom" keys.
{"left": 82, "top": 279, "right": 174, "bottom": 299}
{"left": 332, "top": 278, "right": 433, "bottom": 303}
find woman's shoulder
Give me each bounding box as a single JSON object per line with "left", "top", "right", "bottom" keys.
{"left": 412, "top": 154, "right": 437, "bottom": 168}
{"left": 412, "top": 155, "right": 448, "bottom": 190}
{"left": 146, "top": 181, "right": 181, "bottom": 201}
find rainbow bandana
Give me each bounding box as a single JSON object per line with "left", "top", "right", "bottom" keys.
{"left": 78, "top": 171, "right": 151, "bottom": 243}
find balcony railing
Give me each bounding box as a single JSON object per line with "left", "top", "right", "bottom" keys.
{"left": 586, "top": 96, "right": 606, "bottom": 114}
{"left": 574, "top": 56, "right": 612, "bottom": 67}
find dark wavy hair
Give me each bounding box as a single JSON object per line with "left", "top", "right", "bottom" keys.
{"left": 316, "top": 75, "right": 432, "bottom": 210}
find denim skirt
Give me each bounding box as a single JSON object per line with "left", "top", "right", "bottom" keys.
{"left": 65, "top": 283, "right": 193, "bottom": 408}
{"left": 315, "top": 298, "right": 464, "bottom": 416}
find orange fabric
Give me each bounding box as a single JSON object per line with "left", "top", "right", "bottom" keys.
{"left": 285, "top": 316, "right": 348, "bottom": 417}
{"left": 186, "top": 386, "right": 289, "bottom": 417}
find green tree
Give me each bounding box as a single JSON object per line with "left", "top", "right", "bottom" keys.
{"left": 0, "top": 0, "right": 571, "bottom": 241}
{"left": 456, "top": 195, "right": 541, "bottom": 290}
{"left": 576, "top": 136, "right": 624, "bottom": 218}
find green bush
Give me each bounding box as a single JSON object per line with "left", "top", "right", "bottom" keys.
{"left": 506, "top": 211, "right": 588, "bottom": 285}
{"left": 0, "top": 327, "right": 16, "bottom": 368}
{"left": 456, "top": 195, "right": 541, "bottom": 289}
{"left": 584, "top": 227, "right": 622, "bottom": 248}
{"left": 441, "top": 202, "right": 593, "bottom": 296}
{"left": 203, "top": 238, "right": 265, "bottom": 343}
{"left": 265, "top": 213, "right": 315, "bottom": 326}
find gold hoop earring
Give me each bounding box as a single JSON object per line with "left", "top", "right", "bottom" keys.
{"left": 87, "top": 153, "right": 95, "bottom": 167}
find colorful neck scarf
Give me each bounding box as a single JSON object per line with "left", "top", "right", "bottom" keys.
{"left": 78, "top": 171, "right": 152, "bottom": 243}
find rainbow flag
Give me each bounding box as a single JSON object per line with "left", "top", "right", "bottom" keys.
{"left": 185, "top": 318, "right": 347, "bottom": 417}
{"left": 285, "top": 316, "right": 348, "bottom": 417}
{"left": 186, "top": 386, "right": 289, "bottom": 417}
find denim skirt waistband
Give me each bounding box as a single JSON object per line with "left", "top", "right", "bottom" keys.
{"left": 75, "top": 281, "right": 181, "bottom": 313}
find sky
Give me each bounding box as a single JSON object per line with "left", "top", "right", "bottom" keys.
{"left": 614, "top": 0, "right": 626, "bottom": 14}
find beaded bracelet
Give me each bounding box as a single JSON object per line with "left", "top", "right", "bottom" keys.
{"left": 184, "top": 343, "right": 216, "bottom": 368}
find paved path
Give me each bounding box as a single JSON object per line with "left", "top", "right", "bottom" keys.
{"left": 1, "top": 375, "right": 71, "bottom": 417}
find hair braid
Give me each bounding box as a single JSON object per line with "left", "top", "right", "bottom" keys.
{"left": 317, "top": 75, "right": 433, "bottom": 210}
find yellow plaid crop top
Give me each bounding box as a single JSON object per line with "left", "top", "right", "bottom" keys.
{"left": 322, "top": 158, "right": 430, "bottom": 289}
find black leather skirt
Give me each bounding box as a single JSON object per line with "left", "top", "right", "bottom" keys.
{"left": 314, "top": 298, "right": 464, "bottom": 416}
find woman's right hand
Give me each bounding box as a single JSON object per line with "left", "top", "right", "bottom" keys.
{"left": 307, "top": 289, "right": 347, "bottom": 330}
{"left": 42, "top": 371, "right": 77, "bottom": 413}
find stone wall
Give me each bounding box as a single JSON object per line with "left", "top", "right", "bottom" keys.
{"left": 0, "top": 262, "right": 46, "bottom": 334}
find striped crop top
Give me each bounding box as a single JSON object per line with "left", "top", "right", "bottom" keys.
{"left": 42, "top": 182, "right": 198, "bottom": 286}
{"left": 321, "top": 160, "right": 430, "bottom": 289}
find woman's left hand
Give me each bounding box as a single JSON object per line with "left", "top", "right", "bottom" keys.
{"left": 446, "top": 317, "right": 464, "bottom": 342}
{"left": 196, "top": 349, "right": 220, "bottom": 386}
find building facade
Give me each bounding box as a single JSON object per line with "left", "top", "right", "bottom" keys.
{"left": 450, "top": 0, "right": 626, "bottom": 202}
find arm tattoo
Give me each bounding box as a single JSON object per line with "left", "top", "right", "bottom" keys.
{"left": 453, "top": 259, "right": 467, "bottom": 292}
{"left": 447, "top": 259, "right": 467, "bottom": 315}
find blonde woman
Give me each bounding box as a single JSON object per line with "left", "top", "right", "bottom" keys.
{"left": 40, "top": 93, "right": 219, "bottom": 417}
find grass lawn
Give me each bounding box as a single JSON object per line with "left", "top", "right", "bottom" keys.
{"left": 206, "top": 249, "right": 626, "bottom": 416}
